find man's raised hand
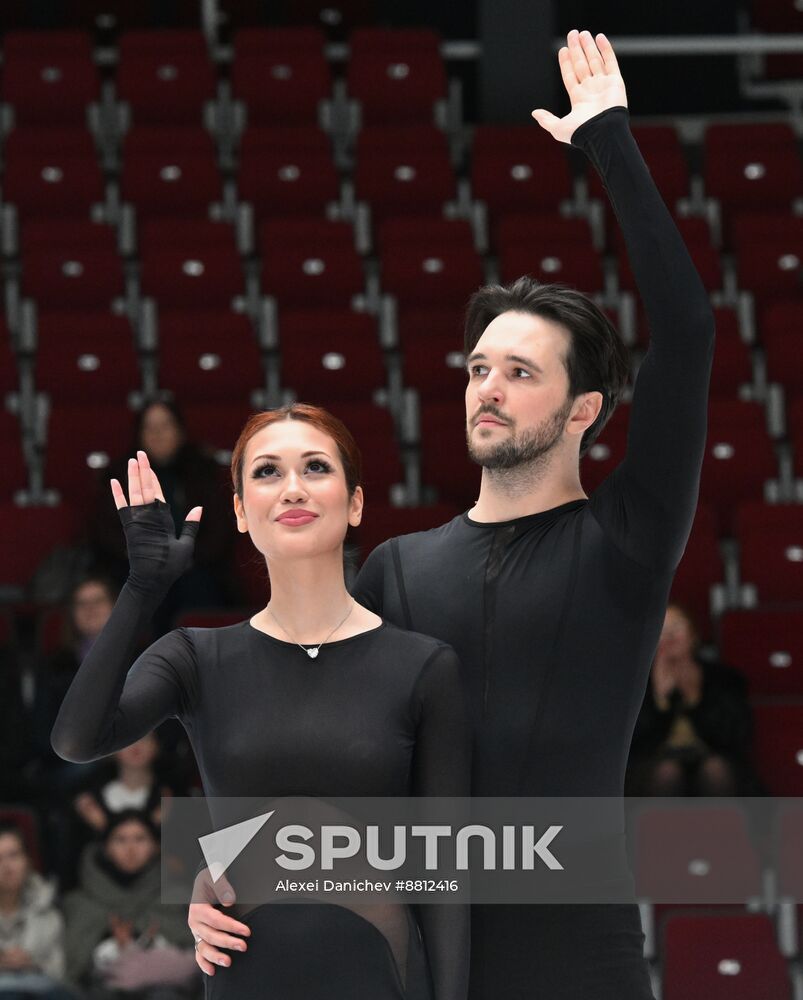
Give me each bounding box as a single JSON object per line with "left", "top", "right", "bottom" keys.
{"left": 531, "top": 29, "right": 627, "bottom": 145}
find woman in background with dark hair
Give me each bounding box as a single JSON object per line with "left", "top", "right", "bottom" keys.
{"left": 51, "top": 404, "right": 470, "bottom": 1000}
{"left": 625, "top": 602, "right": 763, "bottom": 796}
{"left": 88, "top": 399, "right": 239, "bottom": 635}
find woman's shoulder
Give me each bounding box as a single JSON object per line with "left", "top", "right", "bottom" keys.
{"left": 376, "top": 620, "right": 458, "bottom": 664}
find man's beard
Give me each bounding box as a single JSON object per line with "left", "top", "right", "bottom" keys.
{"left": 466, "top": 395, "right": 574, "bottom": 470}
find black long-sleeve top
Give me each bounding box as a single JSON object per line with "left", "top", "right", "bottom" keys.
{"left": 353, "top": 104, "right": 716, "bottom": 800}
{"left": 50, "top": 503, "right": 471, "bottom": 1000}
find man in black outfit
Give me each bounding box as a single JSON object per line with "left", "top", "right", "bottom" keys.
{"left": 352, "top": 28, "right": 715, "bottom": 1000}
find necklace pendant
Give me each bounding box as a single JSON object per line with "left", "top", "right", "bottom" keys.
{"left": 307, "top": 647, "right": 319, "bottom": 659}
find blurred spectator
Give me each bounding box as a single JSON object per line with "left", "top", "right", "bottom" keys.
{"left": 88, "top": 399, "right": 239, "bottom": 635}
{"left": 72, "top": 733, "right": 184, "bottom": 838}
{"left": 29, "top": 576, "right": 121, "bottom": 798}
{"left": 626, "top": 602, "right": 764, "bottom": 796}
{"left": 0, "top": 820, "right": 74, "bottom": 999}
{"left": 61, "top": 810, "right": 199, "bottom": 1000}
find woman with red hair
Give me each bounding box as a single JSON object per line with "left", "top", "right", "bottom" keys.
{"left": 51, "top": 403, "right": 470, "bottom": 1000}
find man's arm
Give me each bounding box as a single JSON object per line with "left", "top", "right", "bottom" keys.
{"left": 534, "top": 31, "right": 715, "bottom": 570}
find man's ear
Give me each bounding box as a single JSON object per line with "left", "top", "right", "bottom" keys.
{"left": 569, "top": 390, "right": 603, "bottom": 437}
{"left": 348, "top": 485, "right": 364, "bottom": 528}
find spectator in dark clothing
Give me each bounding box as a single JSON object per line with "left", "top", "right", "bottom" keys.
{"left": 87, "top": 400, "right": 240, "bottom": 635}
{"left": 27, "top": 576, "right": 193, "bottom": 892}
{"left": 61, "top": 810, "right": 199, "bottom": 1000}
{"left": 625, "top": 602, "right": 764, "bottom": 796}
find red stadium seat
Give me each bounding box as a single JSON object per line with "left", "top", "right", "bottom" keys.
{"left": 157, "top": 319, "right": 264, "bottom": 400}
{"left": 751, "top": 704, "right": 803, "bottom": 795}
{"left": 261, "top": 229, "right": 366, "bottom": 310}
{"left": 0, "top": 321, "right": 19, "bottom": 396}
{"left": 116, "top": 30, "right": 217, "bottom": 124}
{"left": 735, "top": 238, "right": 803, "bottom": 314}
{"left": 239, "top": 125, "right": 333, "bottom": 157}
{"left": 318, "top": 402, "right": 403, "bottom": 504}
{"left": 0, "top": 411, "right": 28, "bottom": 502}
{"left": 139, "top": 247, "right": 245, "bottom": 309}
{"left": 670, "top": 504, "right": 724, "bottom": 642}
{"left": 698, "top": 401, "right": 777, "bottom": 535}
{"left": 0, "top": 500, "right": 82, "bottom": 589}
{"left": 137, "top": 218, "right": 238, "bottom": 255}
{"left": 377, "top": 217, "right": 475, "bottom": 256}
{"left": 493, "top": 213, "right": 593, "bottom": 258}
{"left": 704, "top": 125, "right": 802, "bottom": 245}
{"left": 719, "top": 608, "right": 803, "bottom": 698}
{"left": 382, "top": 244, "right": 484, "bottom": 308}
{"left": 257, "top": 217, "right": 356, "bottom": 256}
{"left": 238, "top": 148, "right": 340, "bottom": 220}
{"left": 749, "top": 0, "right": 803, "bottom": 78}
{"left": 500, "top": 242, "right": 604, "bottom": 293}
{"left": 634, "top": 804, "right": 763, "bottom": 941}
{"left": 738, "top": 513, "right": 803, "bottom": 606}
{"left": 354, "top": 150, "right": 457, "bottom": 227}
{"left": 420, "top": 399, "right": 478, "bottom": 507}
{"left": 355, "top": 124, "right": 451, "bottom": 161}
{"left": 0, "top": 32, "right": 99, "bottom": 124}
{"left": 120, "top": 150, "right": 223, "bottom": 218}
{"left": 279, "top": 311, "right": 385, "bottom": 402}
{"left": 2, "top": 151, "right": 105, "bottom": 219}
{"left": 763, "top": 301, "right": 803, "bottom": 397}
{"left": 3, "top": 125, "right": 97, "bottom": 158}
{"left": 662, "top": 913, "right": 792, "bottom": 1000}
{"left": 42, "top": 403, "right": 134, "bottom": 507}
{"left": 471, "top": 129, "right": 574, "bottom": 221}
{"left": 232, "top": 29, "right": 331, "bottom": 125}
{"left": 35, "top": 312, "right": 140, "bottom": 403}
{"left": 790, "top": 397, "right": 803, "bottom": 478}
{"left": 707, "top": 308, "right": 753, "bottom": 398}
{"left": 346, "top": 28, "right": 447, "bottom": 125}
{"left": 21, "top": 248, "right": 125, "bottom": 310}
{"left": 183, "top": 400, "right": 256, "bottom": 455}
{"left": 579, "top": 403, "right": 630, "bottom": 495}
{"left": 19, "top": 218, "right": 118, "bottom": 255}
{"left": 399, "top": 309, "right": 467, "bottom": 401}
{"left": 354, "top": 503, "right": 460, "bottom": 562}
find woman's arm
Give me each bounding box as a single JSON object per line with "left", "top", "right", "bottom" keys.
{"left": 410, "top": 645, "right": 472, "bottom": 1000}
{"left": 52, "top": 453, "right": 201, "bottom": 762}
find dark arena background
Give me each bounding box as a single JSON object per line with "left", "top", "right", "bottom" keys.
{"left": 0, "top": 2, "right": 802, "bottom": 998}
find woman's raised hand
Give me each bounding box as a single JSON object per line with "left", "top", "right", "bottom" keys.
{"left": 531, "top": 29, "right": 628, "bottom": 145}
{"left": 111, "top": 449, "right": 202, "bottom": 595}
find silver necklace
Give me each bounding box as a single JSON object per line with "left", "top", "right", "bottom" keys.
{"left": 266, "top": 599, "right": 356, "bottom": 659}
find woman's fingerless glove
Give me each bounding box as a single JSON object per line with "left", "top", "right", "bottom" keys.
{"left": 118, "top": 498, "right": 200, "bottom": 600}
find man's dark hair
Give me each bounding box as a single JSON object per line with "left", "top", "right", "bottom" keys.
{"left": 463, "top": 277, "right": 631, "bottom": 457}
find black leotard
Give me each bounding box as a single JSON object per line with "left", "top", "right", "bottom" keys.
{"left": 352, "top": 106, "right": 715, "bottom": 999}
{"left": 50, "top": 523, "right": 471, "bottom": 1000}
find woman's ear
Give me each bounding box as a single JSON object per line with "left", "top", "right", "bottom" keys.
{"left": 233, "top": 493, "right": 247, "bottom": 533}
{"left": 348, "top": 485, "right": 364, "bottom": 528}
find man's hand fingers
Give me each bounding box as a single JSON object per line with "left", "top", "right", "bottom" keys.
{"left": 596, "top": 32, "right": 619, "bottom": 75}
{"left": 579, "top": 30, "right": 604, "bottom": 75}
{"left": 567, "top": 29, "right": 590, "bottom": 83}
{"left": 558, "top": 46, "right": 578, "bottom": 95}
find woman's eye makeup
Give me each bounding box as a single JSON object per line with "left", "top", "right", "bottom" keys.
{"left": 252, "top": 459, "right": 334, "bottom": 478}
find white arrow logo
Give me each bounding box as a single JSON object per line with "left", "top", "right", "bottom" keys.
{"left": 199, "top": 811, "right": 275, "bottom": 882}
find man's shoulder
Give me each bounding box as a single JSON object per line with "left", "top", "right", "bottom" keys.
{"left": 383, "top": 510, "right": 466, "bottom": 557}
